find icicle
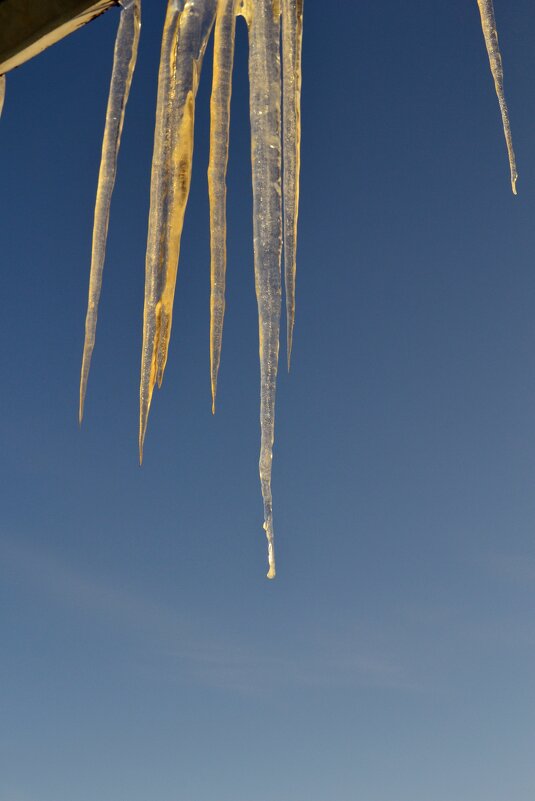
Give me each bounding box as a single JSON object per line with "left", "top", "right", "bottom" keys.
{"left": 0, "top": 75, "right": 5, "bottom": 117}
{"left": 208, "top": 0, "right": 238, "bottom": 413}
{"left": 247, "top": 0, "right": 282, "bottom": 579}
{"left": 140, "top": 0, "right": 217, "bottom": 460}
{"left": 79, "top": 0, "right": 141, "bottom": 422}
{"left": 282, "top": 0, "right": 303, "bottom": 368}
{"left": 476, "top": 0, "right": 518, "bottom": 194}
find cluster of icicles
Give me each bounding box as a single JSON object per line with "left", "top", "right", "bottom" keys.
{"left": 0, "top": 0, "right": 519, "bottom": 577}
{"left": 83, "top": 0, "right": 303, "bottom": 580}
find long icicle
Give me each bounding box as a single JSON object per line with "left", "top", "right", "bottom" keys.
{"left": 140, "top": 0, "right": 216, "bottom": 461}
{"left": 79, "top": 0, "right": 141, "bottom": 422}
{"left": 247, "top": 0, "right": 282, "bottom": 579}
{"left": 281, "top": 0, "right": 303, "bottom": 368}
{"left": 0, "top": 75, "right": 5, "bottom": 117}
{"left": 476, "top": 0, "right": 518, "bottom": 194}
{"left": 208, "top": 0, "right": 238, "bottom": 413}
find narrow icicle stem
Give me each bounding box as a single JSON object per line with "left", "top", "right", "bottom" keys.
{"left": 248, "top": 0, "right": 282, "bottom": 579}
{"left": 0, "top": 75, "right": 5, "bottom": 117}
{"left": 282, "top": 0, "right": 302, "bottom": 368}
{"left": 140, "top": 0, "right": 216, "bottom": 461}
{"left": 476, "top": 0, "right": 518, "bottom": 194}
{"left": 208, "top": 0, "right": 237, "bottom": 413}
{"left": 79, "top": 0, "right": 141, "bottom": 422}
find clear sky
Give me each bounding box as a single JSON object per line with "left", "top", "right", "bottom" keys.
{"left": 1, "top": 1, "right": 535, "bottom": 799}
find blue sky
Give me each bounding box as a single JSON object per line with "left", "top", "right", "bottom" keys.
{"left": 1, "top": 1, "right": 535, "bottom": 799}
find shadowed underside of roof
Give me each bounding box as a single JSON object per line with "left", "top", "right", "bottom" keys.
{"left": 0, "top": 0, "right": 118, "bottom": 74}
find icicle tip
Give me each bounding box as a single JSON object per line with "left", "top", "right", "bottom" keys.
{"left": 79, "top": 360, "right": 90, "bottom": 424}
{"left": 264, "top": 520, "right": 276, "bottom": 579}
{"left": 211, "top": 377, "right": 217, "bottom": 414}
{"left": 139, "top": 425, "right": 146, "bottom": 466}
{"left": 267, "top": 555, "right": 276, "bottom": 579}
{"left": 287, "top": 334, "right": 293, "bottom": 372}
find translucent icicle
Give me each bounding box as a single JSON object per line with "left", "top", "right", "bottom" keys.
{"left": 140, "top": 0, "right": 216, "bottom": 460}
{"left": 0, "top": 75, "right": 5, "bottom": 117}
{"left": 476, "top": 0, "right": 518, "bottom": 194}
{"left": 247, "top": 0, "right": 282, "bottom": 579}
{"left": 281, "top": 0, "right": 303, "bottom": 368}
{"left": 79, "top": 0, "right": 141, "bottom": 422}
{"left": 208, "top": 0, "right": 237, "bottom": 413}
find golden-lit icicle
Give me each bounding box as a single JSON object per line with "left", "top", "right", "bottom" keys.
{"left": 0, "top": 75, "right": 5, "bottom": 117}
{"left": 476, "top": 0, "right": 518, "bottom": 194}
{"left": 79, "top": 0, "right": 141, "bottom": 422}
{"left": 140, "top": 0, "right": 216, "bottom": 460}
{"left": 139, "top": 0, "right": 180, "bottom": 455}
{"left": 208, "top": 0, "right": 237, "bottom": 413}
{"left": 247, "top": 0, "right": 282, "bottom": 579}
{"left": 281, "top": 0, "right": 303, "bottom": 368}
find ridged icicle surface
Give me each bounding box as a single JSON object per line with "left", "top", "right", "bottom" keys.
{"left": 80, "top": 0, "right": 141, "bottom": 421}
{"left": 246, "top": 0, "right": 282, "bottom": 579}
{"left": 139, "top": 0, "right": 217, "bottom": 458}
{"left": 476, "top": 0, "right": 518, "bottom": 194}
{"left": 136, "top": 0, "right": 302, "bottom": 578}
{"left": 208, "top": 0, "right": 238, "bottom": 413}
{"left": 74, "top": 0, "right": 302, "bottom": 577}
{"left": 281, "top": 0, "right": 303, "bottom": 368}
{"left": 5, "top": 1, "right": 526, "bottom": 578}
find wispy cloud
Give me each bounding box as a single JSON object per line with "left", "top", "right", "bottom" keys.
{"left": 1, "top": 536, "right": 188, "bottom": 638}
{"left": 1, "top": 536, "right": 412, "bottom": 694}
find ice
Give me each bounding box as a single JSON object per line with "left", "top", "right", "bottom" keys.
{"left": 208, "top": 0, "right": 238, "bottom": 413}
{"left": 282, "top": 0, "right": 303, "bottom": 368}
{"left": 69, "top": 0, "right": 297, "bottom": 577}
{"left": 139, "top": 0, "right": 217, "bottom": 460}
{"left": 247, "top": 0, "right": 283, "bottom": 579}
{"left": 476, "top": 0, "right": 518, "bottom": 194}
{"left": 79, "top": 0, "right": 141, "bottom": 422}
{"left": 0, "top": 75, "right": 5, "bottom": 117}
{"left": 141, "top": 0, "right": 289, "bottom": 577}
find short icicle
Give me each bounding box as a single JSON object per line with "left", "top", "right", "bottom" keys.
{"left": 79, "top": 0, "right": 141, "bottom": 422}
{"left": 208, "top": 0, "right": 238, "bottom": 413}
{"left": 247, "top": 0, "right": 282, "bottom": 579}
{"left": 476, "top": 0, "right": 518, "bottom": 194}
{"left": 140, "top": 0, "right": 217, "bottom": 460}
{"left": 0, "top": 75, "right": 5, "bottom": 117}
{"left": 281, "top": 0, "right": 303, "bottom": 368}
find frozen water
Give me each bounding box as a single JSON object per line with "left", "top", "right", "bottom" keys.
{"left": 80, "top": 0, "right": 141, "bottom": 421}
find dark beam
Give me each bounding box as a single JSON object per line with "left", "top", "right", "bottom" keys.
{"left": 0, "top": 0, "right": 119, "bottom": 74}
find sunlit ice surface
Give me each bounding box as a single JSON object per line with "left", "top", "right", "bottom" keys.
{"left": 80, "top": 0, "right": 304, "bottom": 579}
{"left": 0, "top": 0, "right": 518, "bottom": 578}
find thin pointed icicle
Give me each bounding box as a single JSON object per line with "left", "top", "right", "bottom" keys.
{"left": 282, "top": 0, "right": 303, "bottom": 369}
{"left": 476, "top": 0, "right": 518, "bottom": 194}
{"left": 79, "top": 0, "right": 141, "bottom": 423}
{"left": 139, "top": 0, "right": 180, "bottom": 457}
{"left": 247, "top": 0, "right": 282, "bottom": 579}
{"left": 140, "top": 0, "right": 216, "bottom": 461}
{"left": 208, "top": 0, "right": 237, "bottom": 413}
{"left": 0, "top": 75, "right": 5, "bottom": 117}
